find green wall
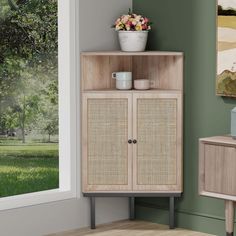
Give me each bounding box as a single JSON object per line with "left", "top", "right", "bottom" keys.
{"left": 133, "top": 0, "right": 236, "bottom": 235}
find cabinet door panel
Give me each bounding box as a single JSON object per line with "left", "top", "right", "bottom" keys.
{"left": 82, "top": 93, "right": 132, "bottom": 192}
{"left": 204, "top": 144, "right": 236, "bottom": 196}
{"left": 133, "top": 93, "right": 182, "bottom": 192}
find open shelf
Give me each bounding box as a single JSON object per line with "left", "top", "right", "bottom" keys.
{"left": 81, "top": 51, "right": 184, "bottom": 92}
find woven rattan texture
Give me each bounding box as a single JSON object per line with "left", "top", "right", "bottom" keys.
{"left": 87, "top": 98, "right": 128, "bottom": 185}
{"left": 137, "top": 98, "right": 177, "bottom": 185}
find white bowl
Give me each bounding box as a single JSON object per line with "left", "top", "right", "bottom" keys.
{"left": 134, "top": 79, "right": 150, "bottom": 90}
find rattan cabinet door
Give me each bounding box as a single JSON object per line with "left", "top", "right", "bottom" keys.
{"left": 133, "top": 92, "right": 183, "bottom": 192}
{"left": 82, "top": 93, "right": 133, "bottom": 192}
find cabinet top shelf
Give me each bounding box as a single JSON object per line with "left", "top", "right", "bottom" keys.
{"left": 81, "top": 51, "right": 184, "bottom": 56}
{"left": 200, "top": 135, "right": 236, "bottom": 146}
{"left": 83, "top": 89, "right": 182, "bottom": 94}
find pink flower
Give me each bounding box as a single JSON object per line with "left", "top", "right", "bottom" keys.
{"left": 126, "top": 20, "right": 132, "bottom": 26}
{"left": 142, "top": 25, "right": 148, "bottom": 30}
{"left": 121, "top": 15, "right": 129, "bottom": 24}
{"left": 144, "top": 17, "right": 149, "bottom": 23}
{"left": 115, "top": 18, "right": 121, "bottom": 25}
{"left": 113, "top": 12, "right": 152, "bottom": 31}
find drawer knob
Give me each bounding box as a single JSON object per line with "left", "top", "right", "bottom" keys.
{"left": 133, "top": 140, "right": 137, "bottom": 144}
{"left": 128, "top": 140, "right": 132, "bottom": 144}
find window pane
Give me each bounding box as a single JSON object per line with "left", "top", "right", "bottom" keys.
{"left": 0, "top": 0, "right": 59, "bottom": 197}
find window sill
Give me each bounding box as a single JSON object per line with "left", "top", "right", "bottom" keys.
{"left": 0, "top": 189, "right": 77, "bottom": 211}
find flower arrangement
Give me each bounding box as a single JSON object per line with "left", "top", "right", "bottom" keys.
{"left": 113, "top": 9, "right": 152, "bottom": 31}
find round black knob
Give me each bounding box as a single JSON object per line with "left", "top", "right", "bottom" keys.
{"left": 133, "top": 140, "right": 137, "bottom": 144}
{"left": 128, "top": 140, "right": 132, "bottom": 144}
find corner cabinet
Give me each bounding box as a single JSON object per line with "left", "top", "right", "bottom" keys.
{"left": 81, "top": 51, "right": 184, "bottom": 229}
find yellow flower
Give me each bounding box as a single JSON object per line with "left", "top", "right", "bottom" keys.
{"left": 135, "top": 23, "right": 142, "bottom": 31}
{"left": 116, "top": 22, "right": 125, "bottom": 30}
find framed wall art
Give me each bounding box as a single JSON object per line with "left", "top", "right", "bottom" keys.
{"left": 217, "top": 0, "right": 236, "bottom": 97}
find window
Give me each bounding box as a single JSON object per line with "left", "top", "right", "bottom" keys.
{"left": 0, "top": 0, "right": 76, "bottom": 209}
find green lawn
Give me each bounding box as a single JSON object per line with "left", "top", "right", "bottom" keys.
{"left": 0, "top": 141, "right": 59, "bottom": 198}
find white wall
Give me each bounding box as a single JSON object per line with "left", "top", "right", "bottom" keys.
{"left": 79, "top": 0, "right": 131, "bottom": 51}
{"left": 0, "top": 0, "right": 132, "bottom": 235}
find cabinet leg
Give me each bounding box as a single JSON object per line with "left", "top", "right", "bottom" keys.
{"left": 169, "top": 197, "right": 175, "bottom": 229}
{"left": 90, "top": 197, "right": 96, "bottom": 229}
{"left": 225, "top": 200, "right": 234, "bottom": 236}
{"left": 129, "top": 197, "right": 135, "bottom": 220}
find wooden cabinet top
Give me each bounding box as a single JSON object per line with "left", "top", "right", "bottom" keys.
{"left": 81, "top": 51, "right": 184, "bottom": 56}
{"left": 200, "top": 136, "right": 236, "bottom": 146}
{"left": 83, "top": 89, "right": 182, "bottom": 94}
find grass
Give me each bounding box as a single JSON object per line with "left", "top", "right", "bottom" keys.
{"left": 0, "top": 141, "right": 59, "bottom": 198}
{"left": 218, "top": 16, "right": 236, "bottom": 29}
{"left": 218, "top": 42, "right": 236, "bottom": 51}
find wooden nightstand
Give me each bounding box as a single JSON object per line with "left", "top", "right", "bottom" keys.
{"left": 199, "top": 136, "right": 236, "bottom": 236}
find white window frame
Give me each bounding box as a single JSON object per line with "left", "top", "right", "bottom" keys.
{"left": 0, "top": 0, "right": 77, "bottom": 211}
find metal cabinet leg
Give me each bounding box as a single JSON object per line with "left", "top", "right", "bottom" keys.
{"left": 129, "top": 197, "right": 135, "bottom": 220}
{"left": 169, "top": 197, "right": 175, "bottom": 229}
{"left": 90, "top": 197, "right": 96, "bottom": 229}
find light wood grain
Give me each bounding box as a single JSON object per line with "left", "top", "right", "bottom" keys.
{"left": 199, "top": 137, "right": 236, "bottom": 200}
{"left": 47, "top": 220, "right": 215, "bottom": 236}
{"left": 225, "top": 200, "right": 235, "bottom": 234}
{"left": 199, "top": 191, "right": 236, "bottom": 202}
{"left": 81, "top": 56, "right": 132, "bottom": 90}
{"left": 204, "top": 144, "right": 236, "bottom": 196}
{"left": 81, "top": 51, "right": 184, "bottom": 195}
{"left": 199, "top": 141, "right": 205, "bottom": 194}
{"left": 199, "top": 136, "right": 236, "bottom": 236}
{"left": 83, "top": 89, "right": 182, "bottom": 93}
{"left": 81, "top": 54, "right": 184, "bottom": 91}
{"left": 81, "top": 51, "right": 184, "bottom": 56}
{"left": 132, "top": 56, "right": 183, "bottom": 90}
{"left": 199, "top": 136, "right": 236, "bottom": 147}
{"left": 81, "top": 56, "right": 110, "bottom": 90}
{"left": 132, "top": 92, "right": 183, "bottom": 192}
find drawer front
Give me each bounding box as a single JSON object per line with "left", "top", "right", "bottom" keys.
{"left": 204, "top": 144, "right": 236, "bottom": 196}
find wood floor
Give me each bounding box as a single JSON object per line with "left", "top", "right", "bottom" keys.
{"left": 48, "top": 220, "right": 215, "bottom": 236}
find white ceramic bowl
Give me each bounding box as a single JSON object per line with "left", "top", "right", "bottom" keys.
{"left": 134, "top": 79, "right": 150, "bottom": 90}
